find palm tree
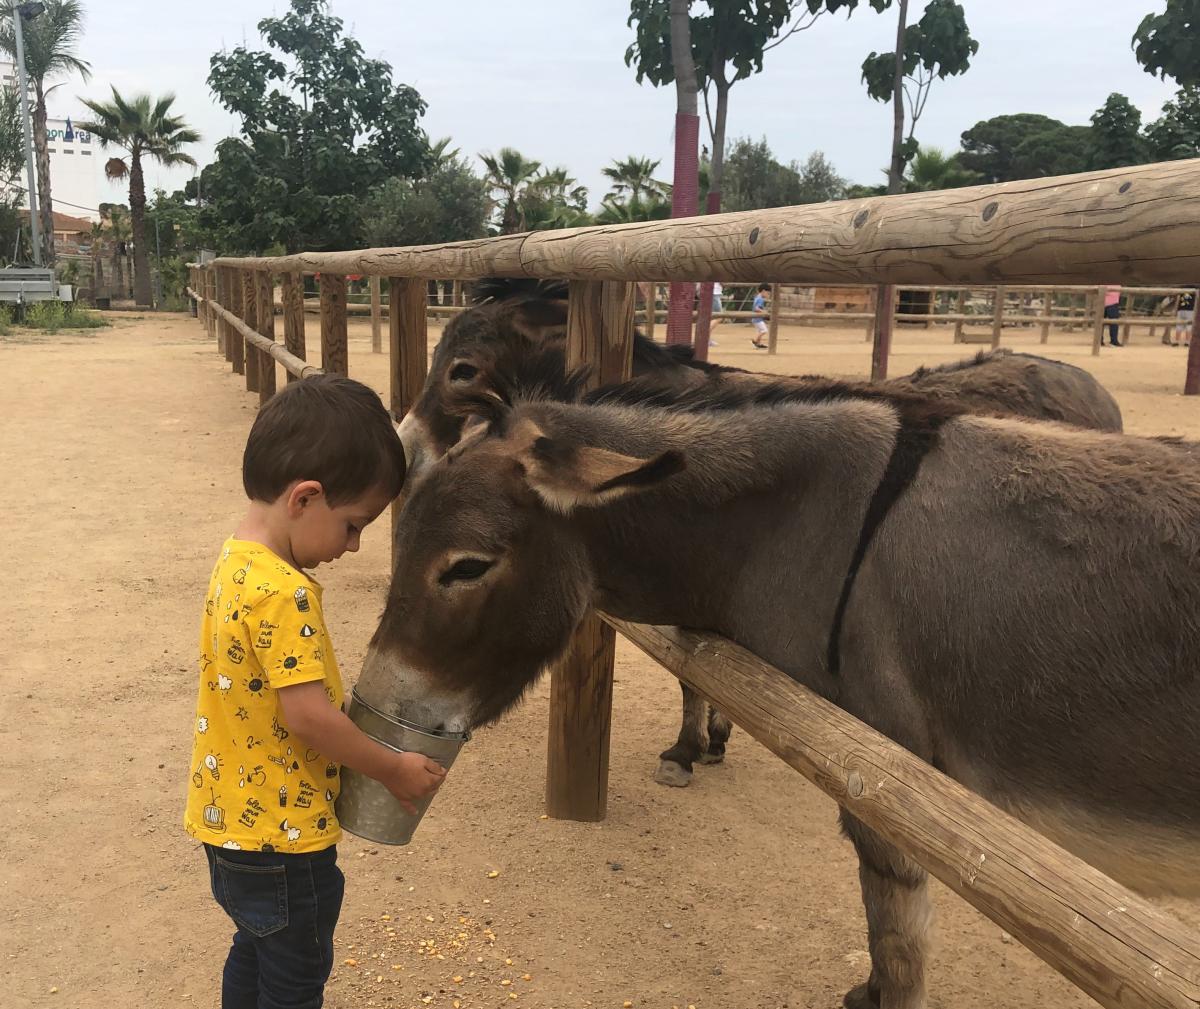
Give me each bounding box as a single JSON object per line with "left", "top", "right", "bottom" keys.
{"left": 595, "top": 193, "right": 672, "bottom": 226}
{"left": 78, "top": 88, "right": 198, "bottom": 306}
{"left": 479, "top": 147, "right": 541, "bottom": 234}
{"left": 88, "top": 218, "right": 103, "bottom": 296}
{"left": 0, "top": 0, "right": 90, "bottom": 265}
{"left": 601, "top": 156, "right": 669, "bottom": 204}
{"left": 905, "top": 146, "right": 981, "bottom": 192}
{"left": 429, "top": 136, "right": 460, "bottom": 167}
{"left": 105, "top": 205, "right": 129, "bottom": 298}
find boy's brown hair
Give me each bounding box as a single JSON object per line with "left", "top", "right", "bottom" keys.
{"left": 242, "top": 375, "right": 406, "bottom": 505}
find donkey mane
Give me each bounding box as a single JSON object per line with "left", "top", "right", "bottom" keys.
{"left": 585, "top": 370, "right": 966, "bottom": 428}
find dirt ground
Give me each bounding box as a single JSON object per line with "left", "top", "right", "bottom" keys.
{"left": 4, "top": 310, "right": 1199, "bottom": 1009}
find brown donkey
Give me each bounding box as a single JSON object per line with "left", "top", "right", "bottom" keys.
{"left": 365, "top": 376, "right": 1200, "bottom": 1009}
{"left": 396, "top": 279, "right": 1124, "bottom": 789}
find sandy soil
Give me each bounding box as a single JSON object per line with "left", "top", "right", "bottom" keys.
{"left": 3, "top": 310, "right": 1198, "bottom": 1009}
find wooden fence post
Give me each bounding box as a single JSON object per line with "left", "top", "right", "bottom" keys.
{"left": 953, "top": 289, "right": 967, "bottom": 343}
{"left": 1040, "top": 289, "right": 1053, "bottom": 343}
{"left": 388, "top": 276, "right": 429, "bottom": 568}
{"left": 991, "top": 285, "right": 1006, "bottom": 349}
{"left": 241, "top": 269, "right": 260, "bottom": 393}
{"left": 226, "top": 267, "right": 244, "bottom": 374}
{"left": 645, "top": 283, "right": 657, "bottom": 343}
{"left": 214, "top": 268, "right": 228, "bottom": 358}
{"left": 544, "top": 279, "right": 635, "bottom": 823}
{"left": 1186, "top": 302, "right": 1200, "bottom": 395}
{"left": 208, "top": 268, "right": 218, "bottom": 341}
{"left": 388, "top": 277, "right": 428, "bottom": 422}
{"left": 281, "top": 272, "right": 305, "bottom": 383}
{"left": 864, "top": 286, "right": 876, "bottom": 341}
{"left": 871, "top": 283, "right": 895, "bottom": 381}
{"left": 319, "top": 273, "right": 349, "bottom": 375}
{"left": 1092, "top": 286, "right": 1107, "bottom": 356}
{"left": 255, "top": 270, "right": 277, "bottom": 404}
{"left": 370, "top": 275, "right": 382, "bottom": 353}
{"left": 766, "top": 283, "right": 781, "bottom": 354}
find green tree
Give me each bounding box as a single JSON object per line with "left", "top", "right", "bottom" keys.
{"left": 857, "top": 0, "right": 978, "bottom": 193}
{"left": 0, "top": 0, "right": 90, "bottom": 264}
{"left": 202, "top": 0, "right": 429, "bottom": 254}
{"left": 479, "top": 147, "right": 542, "bottom": 234}
{"left": 958, "top": 113, "right": 1089, "bottom": 182}
{"left": 602, "top": 155, "right": 669, "bottom": 203}
{"left": 78, "top": 89, "right": 199, "bottom": 306}
{"left": 595, "top": 193, "right": 672, "bottom": 224}
{"left": 524, "top": 166, "right": 591, "bottom": 230}
{"left": 796, "top": 150, "right": 847, "bottom": 202}
{"left": 1144, "top": 86, "right": 1200, "bottom": 160}
{"left": 1133, "top": 0, "right": 1200, "bottom": 86}
{"left": 720, "top": 136, "right": 802, "bottom": 210}
{"left": 903, "top": 145, "right": 979, "bottom": 190}
{"left": 1088, "top": 93, "right": 1148, "bottom": 169}
{"left": 359, "top": 157, "right": 490, "bottom": 248}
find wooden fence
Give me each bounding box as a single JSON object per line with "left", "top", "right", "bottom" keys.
{"left": 187, "top": 157, "right": 1200, "bottom": 1009}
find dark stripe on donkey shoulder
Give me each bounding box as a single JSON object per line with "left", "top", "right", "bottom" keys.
{"left": 825, "top": 400, "right": 960, "bottom": 678}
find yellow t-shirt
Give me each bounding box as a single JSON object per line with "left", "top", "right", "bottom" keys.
{"left": 184, "top": 539, "right": 344, "bottom": 853}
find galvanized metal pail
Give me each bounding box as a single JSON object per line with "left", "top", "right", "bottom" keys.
{"left": 335, "top": 690, "right": 470, "bottom": 845}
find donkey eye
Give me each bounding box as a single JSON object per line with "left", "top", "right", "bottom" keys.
{"left": 438, "top": 557, "right": 494, "bottom": 586}
{"left": 449, "top": 362, "right": 479, "bottom": 384}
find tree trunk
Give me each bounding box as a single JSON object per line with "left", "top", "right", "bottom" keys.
{"left": 129, "top": 150, "right": 153, "bottom": 307}
{"left": 694, "top": 76, "right": 730, "bottom": 361}
{"left": 32, "top": 85, "right": 54, "bottom": 265}
{"left": 666, "top": 0, "right": 700, "bottom": 346}
{"left": 887, "top": 0, "right": 910, "bottom": 195}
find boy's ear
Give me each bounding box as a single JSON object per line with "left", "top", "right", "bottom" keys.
{"left": 286, "top": 480, "right": 325, "bottom": 516}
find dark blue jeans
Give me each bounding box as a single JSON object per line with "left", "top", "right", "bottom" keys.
{"left": 204, "top": 844, "right": 345, "bottom": 1009}
{"left": 1105, "top": 303, "right": 1121, "bottom": 344}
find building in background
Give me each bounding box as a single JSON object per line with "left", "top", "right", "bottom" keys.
{"left": 0, "top": 60, "right": 101, "bottom": 222}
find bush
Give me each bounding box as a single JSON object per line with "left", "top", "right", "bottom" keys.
{"left": 23, "top": 300, "right": 109, "bottom": 332}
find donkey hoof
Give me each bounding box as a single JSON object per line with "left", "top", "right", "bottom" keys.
{"left": 842, "top": 983, "right": 878, "bottom": 1009}
{"left": 698, "top": 748, "right": 726, "bottom": 765}
{"left": 653, "top": 759, "right": 693, "bottom": 787}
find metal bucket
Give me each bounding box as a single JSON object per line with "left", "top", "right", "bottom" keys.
{"left": 335, "top": 690, "right": 470, "bottom": 845}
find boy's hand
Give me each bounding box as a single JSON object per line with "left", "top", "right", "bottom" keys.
{"left": 380, "top": 751, "right": 447, "bottom": 815}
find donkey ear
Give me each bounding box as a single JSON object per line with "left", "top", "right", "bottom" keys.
{"left": 517, "top": 425, "right": 685, "bottom": 513}
{"left": 497, "top": 297, "right": 569, "bottom": 345}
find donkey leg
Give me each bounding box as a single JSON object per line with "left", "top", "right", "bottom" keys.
{"left": 654, "top": 682, "right": 708, "bottom": 787}
{"left": 840, "top": 810, "right": 933, "bottom": 1009}
{"left": 698, "top": 705, "right": 734, "bottom": 764}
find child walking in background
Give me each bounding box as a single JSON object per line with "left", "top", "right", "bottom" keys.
{"left": 752, "top": 283, "right": 770, "bottom": 349}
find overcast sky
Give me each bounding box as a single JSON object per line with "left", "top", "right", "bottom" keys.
{"left": 72, "top": 1, "right": 1177, "bottom": 211}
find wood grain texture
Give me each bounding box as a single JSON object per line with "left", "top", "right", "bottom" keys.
{"left": 213, "top": 160, "right": 1200, "bottom": 285}
{"left": 319, "top": 273, "right": 348, "bottom": 376}
{"left": 387, "top": 277, "right": 428, "bottom": 421}
{"left": 604, "top": 617, "right": 1200, "bottom": 1009}
{"left": 544, "top": 281, "right": 636, "bottom": 823}
{"left": 240, "top": 270, "right": 259, "bottom": 393}
{"left": 255, "top": 271, "right": 277, "bottom": 404}
{"left": 281, "top": 272, "right": 305, "bottom": 384}
{"left": 370, "top": 275, "right": 382, "bottom": 353}
{"left": 871, "top": 283, "right": 895, "bottom": 381}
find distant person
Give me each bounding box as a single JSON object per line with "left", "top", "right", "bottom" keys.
{"left": 1103, "top": 285, "right": 1122, "bottom": 347}
{"left": 752, "top": 283, "right": 771, "bottom": 349}
{"left": 708, "top": 281, "right": 723, "bottom": 346}
{"left": 1175, "top": 289, "right": 1196, "bottom": 348}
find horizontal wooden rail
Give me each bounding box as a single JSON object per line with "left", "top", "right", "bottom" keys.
{"left": 189, "top": 289, "right": 323, "bottom": 380}
{"left": 603, "top": 616, "right": 1200, "bottom": 1009}
{"left": 211, "top": 160, "right": 1200, "bottom": 286}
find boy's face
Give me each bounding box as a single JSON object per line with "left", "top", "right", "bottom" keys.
{"left": 290, "top": 482, "right": 394, "bottom": 569}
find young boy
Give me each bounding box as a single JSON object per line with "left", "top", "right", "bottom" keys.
{"left": 751, "top": 283, "right": 771, "bottom": 349}
{"left": 184, "top": 375, "right": 447, "bottom": 1008}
